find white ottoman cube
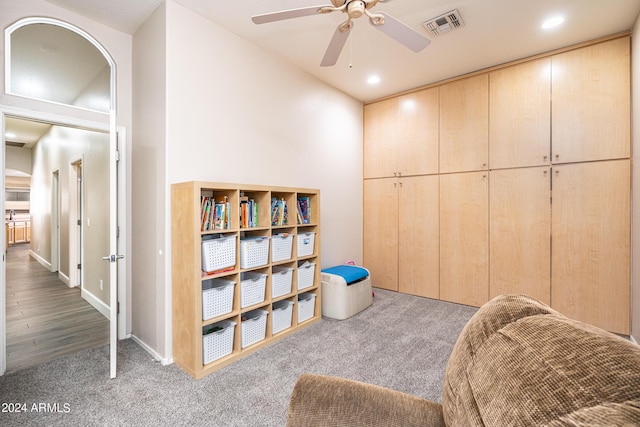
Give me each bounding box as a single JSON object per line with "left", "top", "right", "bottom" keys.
{"left": 321, "top": 265, "right": 372, "bottom": 320}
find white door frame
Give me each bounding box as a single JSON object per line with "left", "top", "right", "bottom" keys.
{"left": 69, "top": 157, "right": 83, "bottom": 288}
{"left": 0, "top": 106, "right": 128, "bottom": 377}
{"left": 51, "top": 169, "right": 60, "bottom": 273}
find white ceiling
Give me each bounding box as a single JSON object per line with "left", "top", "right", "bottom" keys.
{"left": 42, "top": 0, "right": 640, "bottom": 103}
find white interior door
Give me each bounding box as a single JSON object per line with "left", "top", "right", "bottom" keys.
{"left": 107, "top": 115, "right": 120, "bottom": 379}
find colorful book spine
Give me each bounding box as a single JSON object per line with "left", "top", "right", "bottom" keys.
{"left": 271, "top": 198, "right": 288, "bottom": 226}
{"left": 297, "top": 197, "right": 310, "bottom": 224}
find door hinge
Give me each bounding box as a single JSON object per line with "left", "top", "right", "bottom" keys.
{"left": 77, "top": 263, "right": 81, "bottom": 269}
{"left": 77, "top": 219, "right": 81, "bottom": 225}
{"left": 115, "top": 150, "right": 121, "bottom": 162}
{"left": 117, "top": 301, "right": 120, "bottom": 314}
{"left": 116, "top": 225, "right": 120, "bottom": 238}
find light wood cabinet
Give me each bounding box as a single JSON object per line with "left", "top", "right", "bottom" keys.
{"left": 363, "top": 178, "right": 398, "bottom": 290}
{"left": 363, "top": 176, "right": 439, "bottom": 298}
{"left": 489, "top": 167, "right": 551, "bottom": 303}
{"left": 439, "top": 74, "right": 489, "bottom": 173}
{"left": 14, "top": 222, "right": 26, "bottom": 243}
{"left": 363, "top": 87, "right": 439, "bottom": 178}
{"left": 439, "top": 172, "right": 489, "bottom": 307}
{"left": 551, "top": 37, "right": 630, "bottom": 164}
{"left": 489, "top": 58, "right": 551, "bottom": 169}
{"left": 362, "top": 35, "right": 631, "bottom": 334}
{"left": 551, "top": 160, "right": 630, "bottom": 335}
{"left": 7, "top": 222, "right": 14, "bottom": 245}
{"left": 363, "top": 98, "right": 397, "bottom": 179}
{"left": 5, "top": 220, "right": 30, "bottom": 245}
{"left": 398, "top": 175, "right": 439, "bottom": 299}
{"left": 172, "top": 181, "right": 321, "bottom": 379}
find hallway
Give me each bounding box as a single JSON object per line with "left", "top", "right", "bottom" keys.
{"left": 5, "top": 243, "right": 109, "bottom": 373}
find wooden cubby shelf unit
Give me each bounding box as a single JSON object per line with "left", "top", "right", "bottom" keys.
{"left": 172, "top": 181, "right": 321, "bottom": 379}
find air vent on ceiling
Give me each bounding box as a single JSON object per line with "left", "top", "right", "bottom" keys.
{"left": 422, "top": 10, "right": 465, "bottom": 37}
{"left": 5, "top": 141, "right": 26, "bottom": 148}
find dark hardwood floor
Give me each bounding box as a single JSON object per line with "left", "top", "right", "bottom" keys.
{"left": 5, "top": 243, "right": 109, "bottom": 373}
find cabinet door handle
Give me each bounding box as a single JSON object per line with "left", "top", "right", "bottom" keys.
{"left": 543, "top": 155, "right": 548, "bottom": 162}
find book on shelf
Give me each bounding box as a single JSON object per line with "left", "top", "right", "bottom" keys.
{"left": 240, "top": 197, "right": 259, "bottom": 228}
{"left": 201, "top": 196, "right": 230, "bottom": 231}
{"left": 297, "top": 197, "right": 311, "bottom": 224}
{"left": 271, "top": 198, "right": 288, "bottom": 226}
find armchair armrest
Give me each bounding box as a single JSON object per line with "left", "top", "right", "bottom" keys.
{"left": 287, "top": 374, "right": 445, "bottom": 427}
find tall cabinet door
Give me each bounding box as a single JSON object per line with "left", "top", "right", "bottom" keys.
{"left": 552, "top": 37, "right": 630, "bottom": 164}
{"left": 440, "top": 171, "right": 489, "bottom": 306}
{"left": 489, "top": 58, "right": 551, "bottom": 169}
{"left": 490, "top": 167, "right": 551, "bottom": 304}
{"left": 363, "top": 98, "right": 398, "bottom": 178}
{"left": 363, "top": 178, "right": 399, "bottom": 291}
{"left": 440, "top": 74, "right": 489, "bottom": 173}
{"left": 398, "top": 175, "right": 439, "bottom": 299}
{"left": 551, "top": 160, "right": 630, "bottom": 334}
{"left": 396, "top": 88, "right": 439, "bottom": 176}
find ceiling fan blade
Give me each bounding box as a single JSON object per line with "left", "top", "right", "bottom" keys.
{"left": 320, "top": 23, "right": 352, "bottom": 67}
{"left": 252, "top": 6, "right": 325, "bottom": 24}
{"left": 372, "top": 12, "right": 431, "bottom": 52}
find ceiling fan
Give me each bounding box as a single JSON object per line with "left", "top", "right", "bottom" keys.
{"left": 251, "top": 0, "right": 431, "bottom": 67}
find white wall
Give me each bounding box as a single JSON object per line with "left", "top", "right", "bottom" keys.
{"left": 132, "top": 0, "right": 363, "bottom": 361}
{"left": 132, "top": 2, "right": 168, "bottom": 359}
{"left": 30, "top": 125, "right": 110, "bottom": 305}
{"left": 5, "top": 146, "right": 31, "bottom": 175}
{"left": 631, "top": 17, "right": 640, "bottom": 343}
{"left": 165, "top": 1, "right": 363, "bottom": 267}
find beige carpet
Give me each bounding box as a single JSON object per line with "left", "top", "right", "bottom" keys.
{"left": 0, "top": 288, "right": 477, "bottom": 426}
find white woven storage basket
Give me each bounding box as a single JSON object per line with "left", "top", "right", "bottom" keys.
{"left": 240, "top": 236, "right": 270, "bottom": 268}
{"left": 201, "top": 235, "right": 236, "bottom": 273}
{"left": 271, "top": 233, "right": 293, "bottom": 262}
{"left": 271, "top": 266, "right": 293, "bottom": 298}
{"left": 240, "top": 272, "right": 267, "bottom": 308}
{"left": 202, "top": 278, "right": 235, "bottom": 320}
{"left": 241, "top": 309, "right": 268, "bottom": 348}
{"left": 296, "top": 232, "right": 315, "bottom": 257}
{"left": 297, "top": 261, "right": 316, "bottom": 290}
{"left": 272, "top": 300, "right": 293, "bottom": 334}
{"left": 298, "top": 292, "right": 316, "bottom": 323}
{"left": 202, "top": 320, "right": 235, "bottom": 365}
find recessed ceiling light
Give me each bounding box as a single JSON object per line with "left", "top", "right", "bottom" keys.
{"left": 5, "top": 132, "right": 16, "bottom": 139}
{"left": 542, "top": 15, "right": 565, "bottom": 30}
{"left": 367, "top": 75, "right": 381, "bottom": 85}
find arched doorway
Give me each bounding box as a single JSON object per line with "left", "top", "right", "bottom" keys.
{"left": 1, "top": 17, "right": 122, "bottom": 378}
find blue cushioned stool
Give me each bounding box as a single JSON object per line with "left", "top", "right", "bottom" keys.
{"left": 320, "top": 265, "right": 372, "bottom": 320}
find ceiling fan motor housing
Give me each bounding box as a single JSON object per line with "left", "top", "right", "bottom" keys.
{"left": 348, "top": 1, "right": 366, "bottom": 19}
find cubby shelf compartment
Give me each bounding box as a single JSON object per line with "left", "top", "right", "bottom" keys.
{"left": 172, "top": 181, "right": 321, "bottom": 379}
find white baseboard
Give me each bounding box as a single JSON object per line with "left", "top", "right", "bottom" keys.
{"left": 81, "top": 287, "right": 110, "bottom": 320}
{"left": 58, "top": 271, "right": 71, "bottom": 287}
{"left": 130, "top": 334, "right": 173, "bottom": 366}
{"left": 29, "top": 250, "right": 51, "bottom": 270}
